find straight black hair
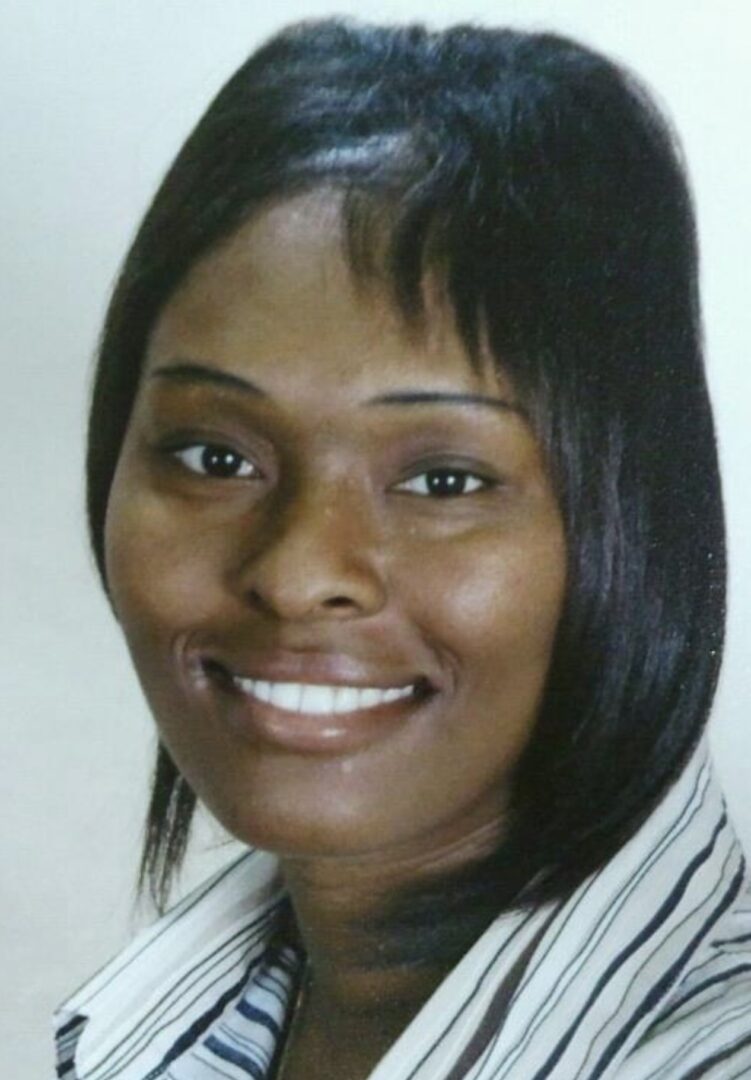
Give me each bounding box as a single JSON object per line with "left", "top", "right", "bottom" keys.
{"left": 87, "top": 19, "right": 725, "bottom": 912}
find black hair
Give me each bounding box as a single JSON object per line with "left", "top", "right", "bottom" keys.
{"left": 87, "top": 18, "right": 725, "bottom": 912}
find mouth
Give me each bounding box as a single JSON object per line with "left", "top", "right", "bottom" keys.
{"left": 231, "top": 677, "right": 417, "bottom": 715}
{"left": 197, "top": 657, "right": 434, "bottom": 754}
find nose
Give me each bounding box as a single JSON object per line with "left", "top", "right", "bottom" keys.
{"left": 231, "top": 480, "right": 388, "bottom": 622}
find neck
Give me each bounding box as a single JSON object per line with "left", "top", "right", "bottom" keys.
{"left": 279, "top": 820, "right": 508, "bottom": 1021}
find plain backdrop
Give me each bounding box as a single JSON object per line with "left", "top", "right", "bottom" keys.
{"left": 1, "top": 2, "right": 749, "bottom": 1075}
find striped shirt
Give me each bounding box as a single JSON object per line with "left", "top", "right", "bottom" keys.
{"left": 54, "top": 739, "right": 751, "bottom": 1078}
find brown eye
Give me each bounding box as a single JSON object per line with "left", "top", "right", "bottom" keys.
{"left": 395, "top": 468, "right": 490, "bottom": 497}
{"left": 173, "top": 443, "right": 257, "bottom": 479}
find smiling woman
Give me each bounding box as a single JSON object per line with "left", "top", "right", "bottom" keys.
{"left": 105, "top": 192, "right": 565, "bottom": 873}
{"left": 55, "top": 17, "right": 751, "bottom": 1080}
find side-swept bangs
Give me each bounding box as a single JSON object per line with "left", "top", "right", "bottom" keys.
{"left": 87, "top": 19, "right": 725, "bottom": 909}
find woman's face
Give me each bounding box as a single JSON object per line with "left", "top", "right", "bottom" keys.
{"left": 105, "top": 192, "right": 566, "bottom": 866}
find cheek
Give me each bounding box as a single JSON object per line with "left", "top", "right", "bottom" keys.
{"left": 104, "top": 476, "right": 223, "bottom": 639}
{"left": 402, "top": 523, "right": 566, "bottom": 680}
{"left": 103, "top": 476, "right": 236, "bottom": 794}
{"left": 389, "top": 525, "right": 566, "bottom": 810}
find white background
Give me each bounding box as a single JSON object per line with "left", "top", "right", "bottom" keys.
{"left": 1, "top": 2, "right": 749, "bottom": 1075}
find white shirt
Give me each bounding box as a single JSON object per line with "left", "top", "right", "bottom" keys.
{"left": 54, "top": 739, "right": 751, "bottom": 1078}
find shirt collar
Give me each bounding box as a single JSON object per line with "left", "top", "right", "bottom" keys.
{"left": 55, "top": 849, "right": 285, "bottom": 1079}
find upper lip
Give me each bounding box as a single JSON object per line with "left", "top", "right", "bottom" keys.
{"left": 198, "top": 649, "right": 432, "bottom": 690}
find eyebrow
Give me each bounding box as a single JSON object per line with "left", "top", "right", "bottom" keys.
{"left": 366, "top": 390, "right": 521, "bottom": 414}
{"left": 149, "top": 361, "right": 523, "bottom": 416}
{"left": 150, "top": 362, "right": 267, "bottom": 398}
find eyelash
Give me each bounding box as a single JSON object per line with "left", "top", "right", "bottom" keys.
{"left": 168, "top": 442, "right": 496, "bottom": 498}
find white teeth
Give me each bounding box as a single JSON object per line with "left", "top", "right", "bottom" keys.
{"left": 334, "top": 687, "right": 360, "bottom": 714}
{"left": 269, "top": 682, "right": 303, "bottom": 711}
{"left": 233, "top": 679, "right": 415, "bottom": 715}
{"left": 358, "top": 688, "right": 383, "bottom": 710}
{"left": 382, "top": 687, "right": 405, "bottom": 704}
{"left": 299, "top": 685, "right": 335, "bottom": 714}
{"left": 254, "top": 680, "right": 273, "bottom": 703}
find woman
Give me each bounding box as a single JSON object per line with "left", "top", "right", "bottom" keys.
{"left": 54, "top": 18, "right": 751, "bottom": 1079}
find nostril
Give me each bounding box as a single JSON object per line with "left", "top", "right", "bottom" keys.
{"left": 238, "top": 544, "right": 387, "bottom": 620}
{"left": 244, "top": 587, "right": 277, "bottom": 616}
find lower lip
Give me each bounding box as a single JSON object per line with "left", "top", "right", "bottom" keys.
{"left": 211, "top": 676, "right": 429, "bottom": 754}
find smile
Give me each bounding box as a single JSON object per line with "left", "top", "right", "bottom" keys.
{"left": 232, "top": 678, "right": 416, "bottom": 716}
{"left": 193, "top": 656, "right": 434, "bottom": 754}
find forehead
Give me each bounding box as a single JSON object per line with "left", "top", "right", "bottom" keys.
{"left": 145, "top": 190, "right": 515, "bottom": 403}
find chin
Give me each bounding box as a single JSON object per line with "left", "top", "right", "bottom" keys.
{"left": 190, "top": 762, "right": 408, "bottom": 860}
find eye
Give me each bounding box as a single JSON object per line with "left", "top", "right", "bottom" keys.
{"left": 395, "top": 468, "right": 492, "bottom": 497}
{"left": 172, "top": 443, "right": 258, "bottom": 479}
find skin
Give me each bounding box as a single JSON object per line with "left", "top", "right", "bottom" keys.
{"left": 105, "top": 191, "right": 567, "bottom": 1079}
